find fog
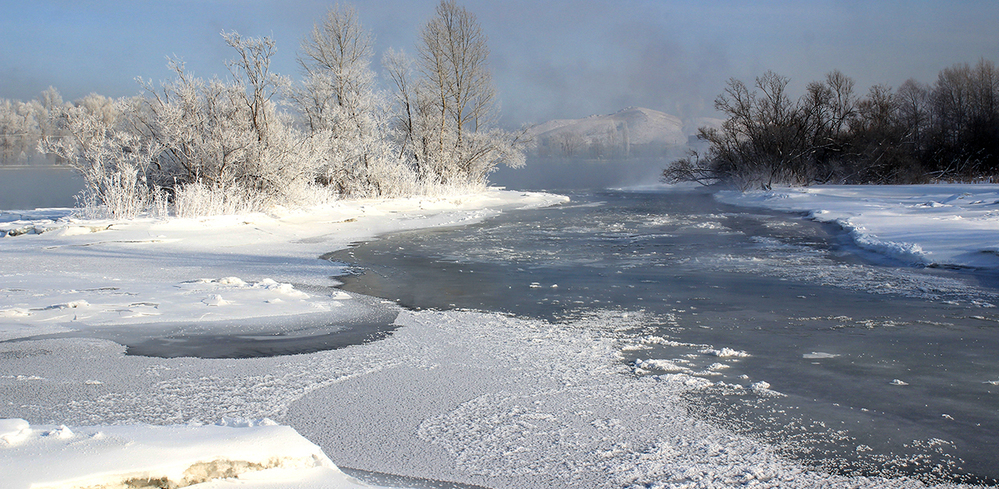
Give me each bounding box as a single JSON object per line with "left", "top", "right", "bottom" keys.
{"left": 490, "top": 155, "right": 685, "bottom": 191}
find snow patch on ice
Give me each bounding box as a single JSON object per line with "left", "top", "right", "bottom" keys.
{"left": 803, "top": 352, "right": 840, "bottom": 359}
{"left": 701, "top": 347, "right": 751, "bottom": 358}
{"left": 717, "top": 184, "right": 999, "bottom": 270}
{"left": 635, "top": 358, "right": 689, "bottom": 373}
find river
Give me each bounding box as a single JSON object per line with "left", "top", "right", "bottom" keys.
{"left": 327, "top": 188, "right": 999, "bottom": 485}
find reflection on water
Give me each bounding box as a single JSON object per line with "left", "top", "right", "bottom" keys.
{"left": 0, "top": 165, "right": 83, "bottom": 210}
{"left": 329, "top": 189, "right": 999, "bottom": 484}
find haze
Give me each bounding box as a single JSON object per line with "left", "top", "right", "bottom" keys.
{"left": 2, "top": 0, "right": 998, "bottom": 128}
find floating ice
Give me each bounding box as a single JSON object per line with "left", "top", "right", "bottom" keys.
{"left": 803, "top": 352, "right": 840, "bottom": 359}
{"left": 635, "top": 358, "right": 689, "bottom": 373}
{"left": 701, "top": 347, "right": 751, "bottom": 358}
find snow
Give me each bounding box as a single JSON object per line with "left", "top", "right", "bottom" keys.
{"left": 0, "top": 189, "right": 566, "bottom": 488}
{"left": 715, "top": 184, "right": 999, "bottom": 270}
{"left": 2, "top": 417, "right": 378, "bottom": 489}
{"left": 0, "top": 185, "right": 987, "bottom": 488}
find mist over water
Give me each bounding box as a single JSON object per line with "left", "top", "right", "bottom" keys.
{"left": 330, "top": 189, "right": 999, "bottom": 484}
{"left": 489, "top": 156, "right": 681, "bottom": 190}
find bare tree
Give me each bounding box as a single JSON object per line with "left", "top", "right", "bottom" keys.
{"left": 296, "top": 3, "right": 375, "bottom": 131}
{"left": 399, "top": 0, "right": 525, "bottom": 186}
{"left": 419, "top": 0, "right": 496, "bottom": 137}
{"left": 292, "top": 3, "right": 398, "bottom": 197}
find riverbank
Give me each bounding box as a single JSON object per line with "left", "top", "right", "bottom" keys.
{"left": 1, "top": 185, "right": 990, "bottom": 488}
{"left": 715, "top": 184, "right": 999, "bottom": 270}
{"left": 1, "top": 189, "right": 569, "bottom": 488}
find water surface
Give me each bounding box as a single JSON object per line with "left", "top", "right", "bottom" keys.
{"left": 329, "top": 188, "right": 999, "bottom": 484}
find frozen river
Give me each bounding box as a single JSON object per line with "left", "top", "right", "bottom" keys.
{"left": 329, "top": 188, "right": 999, "bottom": 485}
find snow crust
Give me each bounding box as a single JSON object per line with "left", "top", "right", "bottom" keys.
{"left": 715, "top": 184, "right": 999, "bottom": 270}
{"left": 0, "top": 186, "right": 983, "bottom": 488}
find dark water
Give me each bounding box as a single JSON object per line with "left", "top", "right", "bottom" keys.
{"left": 328, "top": 189, "right": 999, "bottom": 484}
{"left": 0, "top": 292, "right": 401, "bottom": 359}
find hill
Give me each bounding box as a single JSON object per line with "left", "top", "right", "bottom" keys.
{"left": 528, "top": 107, "right": 722, "bottom": 159}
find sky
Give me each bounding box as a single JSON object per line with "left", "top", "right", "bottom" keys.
{"left": 2, "top": 0, "right": 998, "bottom": 128}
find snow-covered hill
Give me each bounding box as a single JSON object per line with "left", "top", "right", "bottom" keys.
{"left": 529, "top": 107, "right": 722, "bottom": 158}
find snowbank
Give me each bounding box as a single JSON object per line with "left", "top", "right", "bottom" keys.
{"left": 2, "top": 418, "right": 377, "bottom": 489}
{"left": 716, "top": 184, "right": 999, "bottom": 270}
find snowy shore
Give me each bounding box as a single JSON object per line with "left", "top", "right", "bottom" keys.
{"left": 1, "top": 185, "right": 993, "bottom": 488}
{"left": 715, "top": 184, "right": 999, "bottom": 270}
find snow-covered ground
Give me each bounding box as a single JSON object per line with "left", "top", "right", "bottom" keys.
{"left": 2, "top": 418, "right": 378, "bottom": 489}
{"left": 1, "top": 185, "right": 994, "bottom": 488}
{"left": 715, "top": 184, "right": 999, "bottom": 270}
{"left": 0, "top": 190, "right": 566, "bottom": 489}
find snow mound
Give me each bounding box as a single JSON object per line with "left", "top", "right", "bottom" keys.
{"left": 2, "top": 419, "right": 375, "bottom": 489}
{"left": 842, "top": 221, "right": 926, "bottom": 265}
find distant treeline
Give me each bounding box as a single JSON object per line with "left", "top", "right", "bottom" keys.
{"left": 665, "top": 59, "right": 999, "bottom": 189}
{"left": 0, "top": 87, "right": 65, "bottom": 165}
{"left": 0, "top": 1, "right": 527, "bottom": 218}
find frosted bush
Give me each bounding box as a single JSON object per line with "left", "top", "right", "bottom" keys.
{"left": 172, "top": 181, "right": 267, "bottom": 218}
{"left": 41, "top": 96, "right": 159, "bottom": 220}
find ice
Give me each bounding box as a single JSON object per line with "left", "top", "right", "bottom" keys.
{"left": 802, "top": 352, "right": 840, "bottom": 359}
{"left": 701, "top": 347, "right": 751, "bottom": 358}
{"left": 716, "top": 184, "right": 999, "bottom": 270}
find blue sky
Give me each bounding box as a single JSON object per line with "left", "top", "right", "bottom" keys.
{"left": 2, "top": 0, "right": 998, "bottom": 127}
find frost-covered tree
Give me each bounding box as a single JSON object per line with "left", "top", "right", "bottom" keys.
{"left": 291, "top": 4, "right": 410, "bottom": 197}
{"left": 388, "top": 0, "right": 527, "bottom": 187}
{"left": 0, "top": 87, "right": 67, "bottom": 164}
{"left": 0, "top": 99, "right": 38, "bottom": 164}
{"left": 135, "top": 32, "right": 321, "bottom": 210}
{"left": 30, "top": 2, "right": 532, "bottom": 218}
